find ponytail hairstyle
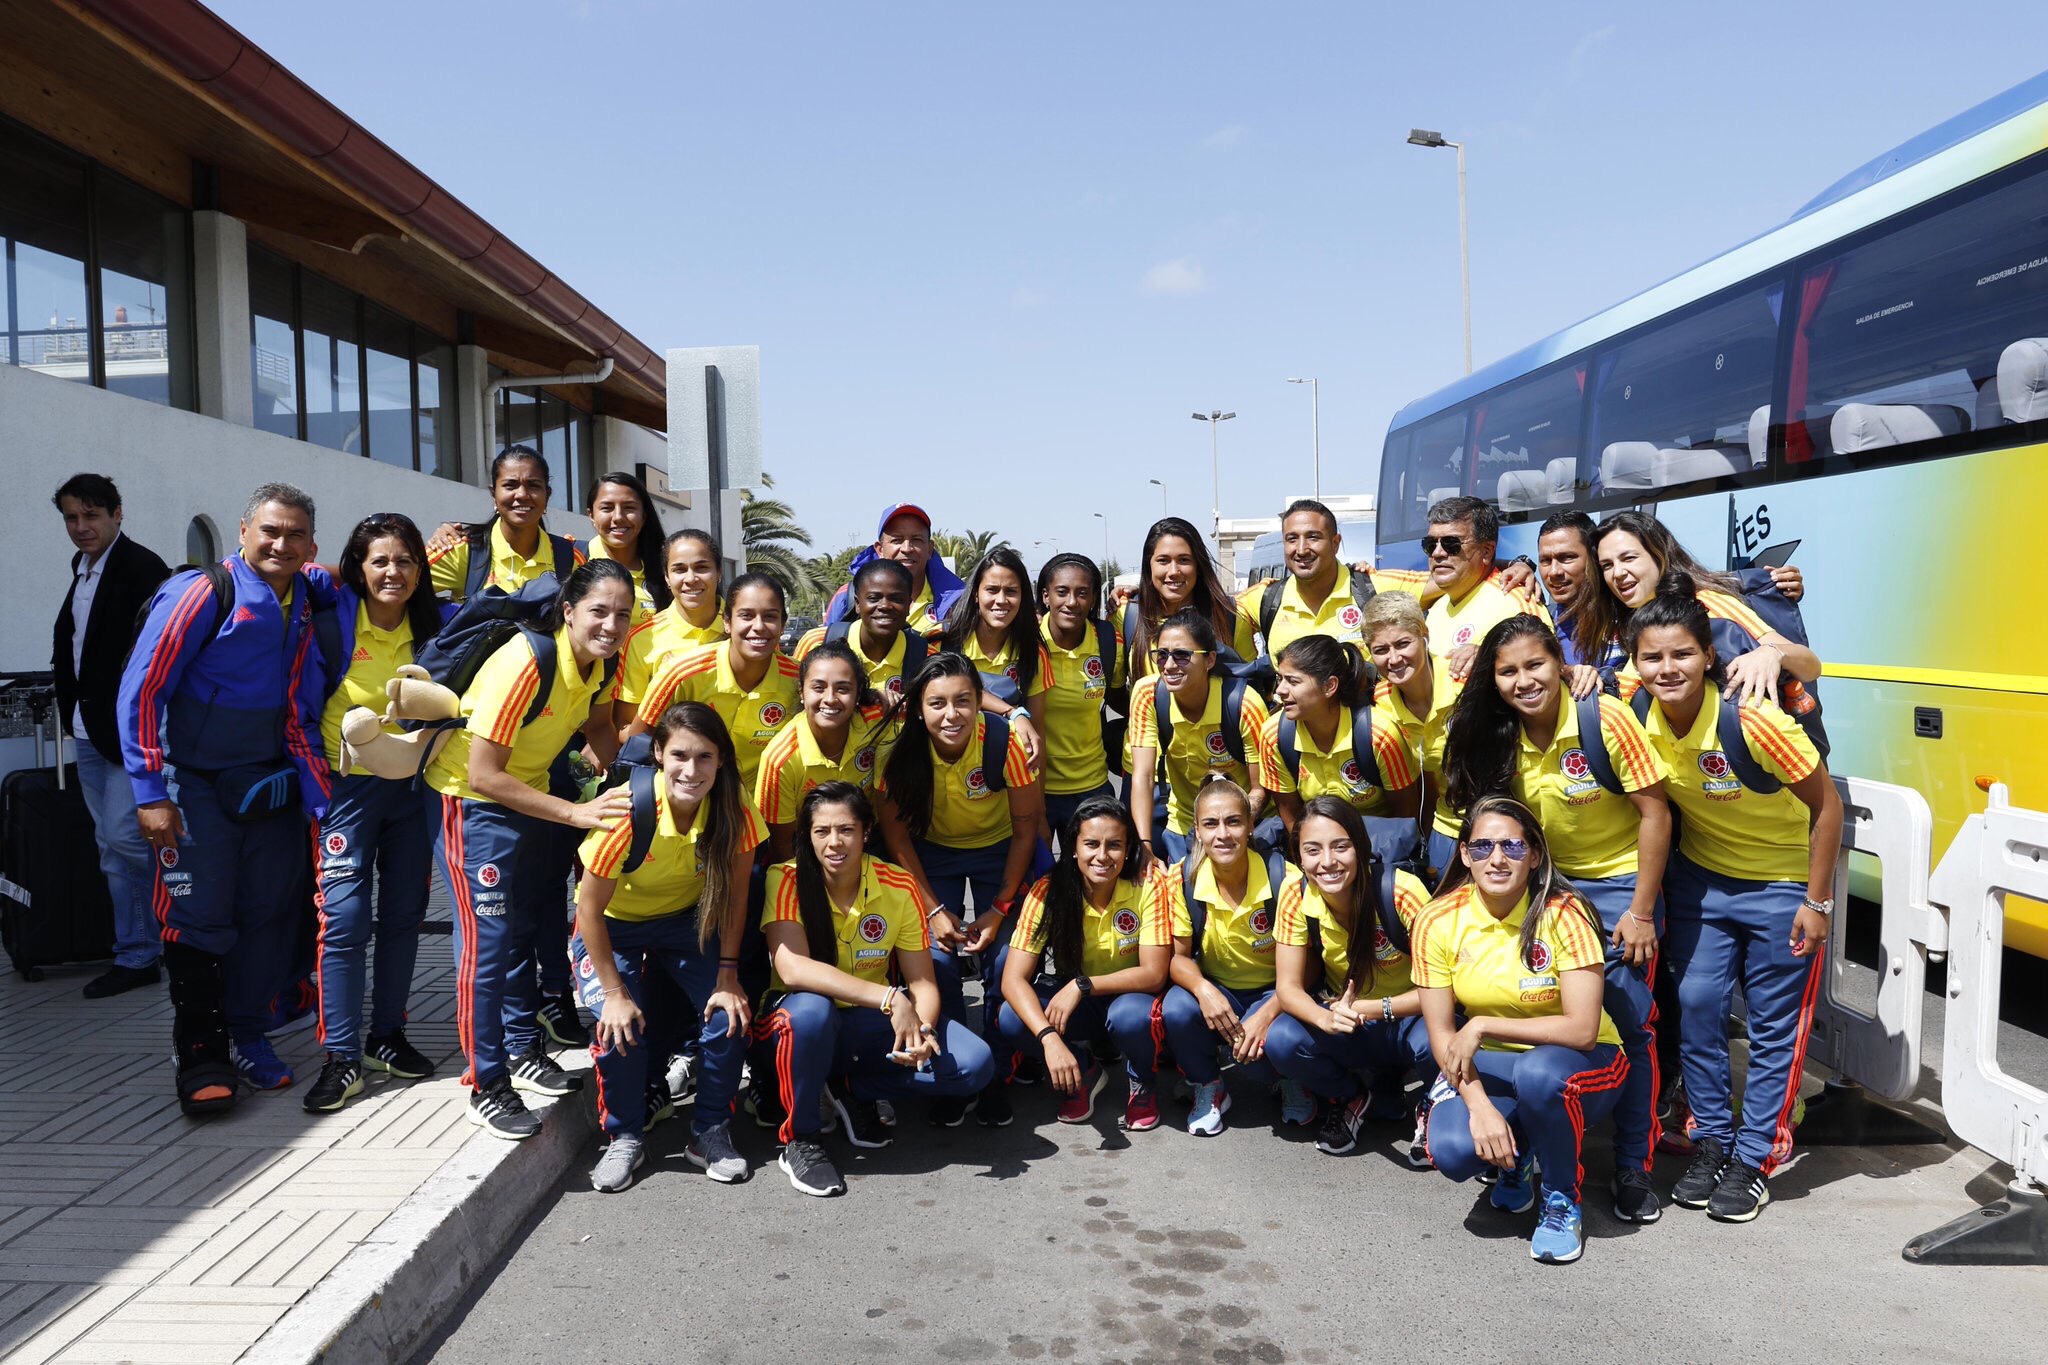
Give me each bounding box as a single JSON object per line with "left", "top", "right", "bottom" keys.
{"left": 338, "top": 512, "right": 442, "bottom": 646}
{"left": 1297, "top": 795, "right": 1389, "bottom": 993}
{"left": 1132, "top": 517, "right": 1239, "bottom": 666}
{"left": 586, "top": 471, "right": 672, "bottom": 610}
{"left": 1582, "top": 509, "right": 1743, "bottom": 656}
{"left": 1275, "top": 634, "right": 1376, "bottom": 711}
{"left": 542, "top": 558, "right": 635, "bottom": 634}
{"left": 1435, "top": 794, "right": 1593, "bottom": 971}
{"left": 791, "top": 782, "right": 876, "bottom": 966}
{"left": 1039, "top": 795, "right": 1142, "bottom": 980}
{"left": 941, "top": 547, "right": 1042, "bottom": 696}
{"left": 1188, "top": 777, "right": 1253, "bottom": 880}
{"left": 470, "top": 445, "right": 551, "bottom": 542}
{"left": 649, "top": 702, "right": 746, "bottom": 949}
{"left": 1440, "top": 614, "right": 1566, "bottom": 817}
{"left": 1623, "top": 568, "right": 1727, "bottom": 690}
{"left": 1035, "top": 552, "right": 1104, "bottom": 630}
{"left": 879, "top": 652, "right": 984, "bottom": 839}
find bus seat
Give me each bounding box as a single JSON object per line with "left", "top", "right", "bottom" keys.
{"left": 1748, "top": 405, "right": 1771, "bottom": 465}
{"left": 1974, "top": 376, "right": 2004, "bottom": 429}
{"left": 1654, "top": 444, "right": 1748, "bottom": 486}
{"left": 1997, "top": 338, "right": 2048, "bottom": 423}
{"left": 1544, "top": 458, "right": 1577, "bottom": 503}
{"left": 1426, "top": 486, "right": 1461, "bottom": 508}
{"left": 1830, "top": 402, "right": 1968, "bottom": 452}
{"left": 1599, "top": 442, "right": 1657, "bottom": 491}
{"left": 1496, "top": 469, "right": 1546, "bottom": 511}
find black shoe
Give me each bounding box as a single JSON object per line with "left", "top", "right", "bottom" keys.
{"left": 364, "top": 1030, "right": 436, "bottom": 1080}
{"left": 828, "top": 1080, "right": 892, "bottom": 1149}
{"left": 1671, "top": 1136, "right": 1728, "bottom": 1210}
{"left": 779, "top": 1138, "right": 846, "bottom": 1197}
{"left": 975, "top": 1083, "right": 1014, "bottom": 1128}
{"left": 1316, "top": 1094, "right": 1368, "bottom": 1156}
{"left": 1611, "top": 1165, "right": 1663, "bottom": 1223}
{"left": 645, "top": 1076, "right": 676, "bottom": 1133}
{"left": 303, "top": 1054, "right": 365, "bottom": 1113}
{"left": 1707, "top": 1159, "right": 1771, "bottom": 1223}
{"left": 83, "top": 963, "right": 160, "bottom": 999}
{"left": 468, "top": 1077, "right": 541, "bottom": 1140}
{"left": 537, "top": 991, "right": 589, "bottom": 1048}
{"left": 1010, "top": 1053, "right": 1044, "bottom": 1087}
{"left": 748, "top": 1079, "right": 789, "bottom": 1132}
{"left": 509, "top": 1045, "right": 583, "bottom": 1097}
{"left": 927, "top": 1094, "right": 971, "bottom": 1129}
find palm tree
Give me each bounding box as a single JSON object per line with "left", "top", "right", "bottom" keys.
{"left": 794, "top": 543, "right": 863, "bottom": 619}
{"left": 740, "top": 471, "right": 813, "bottom": 601}
{"left": 932, "top": 527, "right": 1011, "bottom": 571}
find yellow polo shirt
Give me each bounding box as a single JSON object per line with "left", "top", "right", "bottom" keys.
{"left": 753, "top": 706, "right": 891, "bottom": 825}
{"left": 1255, "top": 704, "right": 1416, "bottom": 816}
{"left": 1641, "top": 685, "right": 1819, "bottom": 883}
{"left": 1411, "top": 884, "right": 1621, "bottom": 1050}
{"left": 1011, "top": 866, "right": 1172, "bottom": 979}
{"left": 1129, "top": 680, "right": 1271, "bottom": 834}
{"left": 426, "top": 626, "right": 616, "bottom": 803}
{"left": 1040, "top": 624, "right": 1118, "bottom": 796}
{"left": 428, "top": 522, "right": 582, "bottom": 599}
{"left": 579, "top": 786, "right": 768, "bottom": 922}
{"left": 1380, "top": 666, "right": 1464, "bottom": 839}
{"left": 796, "top": 624, "right": 924, "bottom": 707}
{"left": 320, "top": 605, "right": 414, "bottom": 769}
{"left": 1511, "top": 693, "right": 1668, "bottom": 881}
{"left": 1275, "top": 867, "right": 1430, "bottom": 997}
{"left": 1165, "top": 853, "right": 1294, "bottom": 992}
{"left": 762, "top": 855, "right": 934, "bottom": 1003}
{"left": 618, "top": 600, "right": 728, "bottom": 704}
{"left": 881, "top": 715, "right": 1035, "bottom": 850}
{"left": 635, "top": 642, "right": 801, "bottom": 788}
{"left": 1425, "top": 577, "right": 1550, "bottom": 660}
{"left": 1240, "top": 575, "right": 1374, "bottom": 655}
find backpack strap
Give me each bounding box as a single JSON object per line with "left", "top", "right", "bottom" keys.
{"left": 1258, "top": 579, "right": 1285, "bottom": 643}
{"left": 1629, "top": 688, "right": 1653, "bottom": 725}
{"left": 1219, "top": 678, "right": 1248, "bottom": 767}
{"left": 1575, "top": 692, "right": 1626, "bottom": 797}
{"left": 1375, "top": 856, "right": 1406, "bottom": 955}
{"left": 1276, "top": 717, "right": 1301, "bottom": 784}
{"left": 462, "top": 526, "right": 491, "bottom": 601}
{"left": 1090, "top": 617, "right": 1115, "bottom": 674}
{"left": 548, "top": 533, "right": 577, "bottom": 580}
{"left": 1347, "top": 706, "right": 1383, "bottom": 791}
{"left": 981, "top": 713, "right": 1011, "bottom": 796}
{"left": 622, "top": 764, "right": 660, "bottom": 874}
{"left": 1348, "top": 568, "right": 1378, "bottom": 615}
{"left": 1181, "top": 858, "right": 1206, "bottom": 960}
{"left": 518, "top": 627, "right": 559, "bottom": 727}
{"left": 1716, "top": 696, "right": 1784, "bottom": 795}
{"left": 1152, "top": 677, "right": 1175, "bottom": 753}
{"left": 902, "top": 627, "right": 929, "bottom": 674}
{"left": 1121, "top": 602, "right": 1142, "bottom": 669}
{"left": 194, "top": 562, "right": 237, "bottom": 656}
{"left": 824, "top": 619, "right": 851, "bottom": 645}
{"left": 311, "top": 600, "right": 345, "bottom": 701}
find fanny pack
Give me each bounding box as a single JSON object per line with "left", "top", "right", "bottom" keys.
{"left": 214, "top": 761, "right": 302, "bottom": 823}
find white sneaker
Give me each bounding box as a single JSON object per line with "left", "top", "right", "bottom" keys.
{"left": 665, "top": 1052, "right": 696, "bottom": 1100}
{"left": 1278, "top": 1078, "right": 1316, "bottom": 1126}
{"left": 591, "top": 1135, "right": 645, "bottom": 1193}
{"left": 1186, "top": 1080, "right": 1231, "bottom": 1136}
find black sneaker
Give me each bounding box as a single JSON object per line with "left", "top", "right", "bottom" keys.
{"left": 828, "top": 1080, "right": 892, "bottom": 1149}
{"left": 302, "top": 1054, "right": 364, "bottom": 1113}
{"left": 748, "top": 1079, "right": 789, "bottom": 1132}
{"left": 1708, "top": 1159, "right": 1771, "bottom": 1223}
{"left": 468, "top": 1077, "right": 541, "bottom": 1140}
{"left": 364, "top": 1030, "right": 436, "bottom": 1080}
{"left": 537, "top": 991, "right": 589, "bottom": 1048}
{"left": 779, "top": 1138, "right": 846, "bottom": 1197}
{"left": 1010, "top": 1053, "right": 1044, "bottom": 1087}
{"left": 1671, "top": 1136, "right": 1728, "bottom": 1210}
{"left": 975, "top": 1083, "right": 1014, "bottom": 1128}
{"left": 1612, "top": 1165, "right": 1663, "bottom": 1223}
{"left": 83, "top": 963, "right": 160, "bottom": 999}
{"left": 1316, "top": 1094, "right": 1368, "bottom": 1156}
{"left": 645, "top": 1076, "right": 677, "bottom": 1132}
{"left": 509, "top": 1044, "right": 583, "bottom": 1097}
{"left": 927, "top": 1094, "right": 971, "bottom": 1129}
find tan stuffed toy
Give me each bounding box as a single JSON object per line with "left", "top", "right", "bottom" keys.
{"left": 336, "top": 665, "right": 463, "bottom": 779}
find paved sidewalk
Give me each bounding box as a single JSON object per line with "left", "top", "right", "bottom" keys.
{"left": 0, "top": 932, "right": 585, "bottom": 1365}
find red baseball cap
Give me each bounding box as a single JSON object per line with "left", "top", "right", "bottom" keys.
{"left": 875, "top": 503, "right": 932, "bottom": 535}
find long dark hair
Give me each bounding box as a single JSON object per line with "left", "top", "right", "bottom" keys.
{"left": 1580, "top": 510, "right": 1743, "bottom": 659}
{"left": 942, "top": 547, "right": 1041, "bottom": 696}
{"left": 467, "top": 445, "right": 551, "bottom": 545}
{"left": 1441, "top": 614, "right": 1565, "bottom": 817}
{"left": 1296, "top": 796, "right": 1390, "bottom": 993}
{"left": 586, "top": 471, "right": 672, "bottom": 611}
{"left": 648, "top": 702, "right": 746, "bottom": 949}
{"left": 791, "top": 782, "right": 875, "bottom": 965}
{"left": 724, "top": 571, "right": 789, "bottom": 624}
{"left": 1039, "top": 796, "right": 1141, "bottom": 980}
{"left": 541, "top": 558, "right": 636, "bottom": 634}
{"left": 880, "top": 653, "right": 984, "bottom": 839}
{"left": 339, "top": 512, "right": 442, "bottom": 645}
{"left": 1624, "top": 570, "right": 1728, "bottom": 692}
{"left": 1131, "top": 517, "right": 1239, "bottom": 666}
{"left": 1434, "top": 794, "right": 1594, "bottom": 971}
{"left": 1275, "top": 634, "right": 1375, "bottom": 711}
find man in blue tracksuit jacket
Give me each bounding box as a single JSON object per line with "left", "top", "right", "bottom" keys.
{"left": 118, "top": 482, "right": 336, "bottom": 1116}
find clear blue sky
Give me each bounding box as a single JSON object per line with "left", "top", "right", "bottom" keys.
{"left": 213, "top": 0, "right": 2042, "bottom": 567}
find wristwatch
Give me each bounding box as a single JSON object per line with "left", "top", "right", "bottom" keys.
{"left": 1074, "top": 975, "right": 1095, "bottom": 998}
{"left": 1011, "top": 706, "right": 1032, "bottom": 724}
{"left": 1801, "top": 895, "right": 1835, "bottom": 918}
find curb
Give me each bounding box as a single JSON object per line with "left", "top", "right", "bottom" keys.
{"left": 247, "top": 1082, "right": 597, "bottom": 1365}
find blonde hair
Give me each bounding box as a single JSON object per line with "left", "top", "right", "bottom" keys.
{"left": 1363, "top": 589, "right": 1427, "bottom": 645}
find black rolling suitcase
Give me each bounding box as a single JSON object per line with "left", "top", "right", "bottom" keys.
{"left": 0, "top": 677, "right": 115, "bottom": 980}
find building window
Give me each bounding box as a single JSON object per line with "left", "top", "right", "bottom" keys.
{"left": 363, "top": 303, "right": 412, "bottom": 469}
{"left": 301, "top": 272, "right": 362, "bottom": 455}
{"left": 95, "top": 171, "right": 193, "bottom": 409}
{"left": 249, "top": 245, "right": 299, "bottom": 438}
{"left": 415, "top": 338, "right": 453, "bottom": 479}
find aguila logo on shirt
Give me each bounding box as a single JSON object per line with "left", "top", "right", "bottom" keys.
{"left": 1339, "top": 604, "right": 1363, "bottom": 629}
{"left": 966, "top": 767, "right": 987, "bottom": 793}
{"left": 324, "top": 832, "right": 348, "bottom": 857}
{"left": 1113, "top": 908, "right": 1140, "bottom": 937}
{"left": 760, "top": 703, "right": 787, "bottom": 728}
{"left": 478, "top": 862, "right": 501, "bottom": 888}
{"left": 857, "top": 913, "right": 889, "bottom": 944}
{"left": 1249, "top": 907, "right": 1273, "bottom": 936}
{"left": 158, "top": 846, "right": 179, "bottom": 869}
{"left": 1528, "top": 938, "right": 1553, "bottom": 973}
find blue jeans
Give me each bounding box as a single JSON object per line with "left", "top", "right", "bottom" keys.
{"left": 917, "top": 837, "right": 1020, "bottom": 1061}
{"left": 1156, "top": 828, "right": 1193, "bottom": 864}
{"left": 1044, "top": 783, "right": 1116, "bottom": 858}
{"left": 1161, "top": 981, "right": 1279, "bottom": 1086}
{"left": 996, "top": 981, "right": 1162, "bottom": 1085}
{"left": 432, "top": 796, "right": 549, "bottom": 1090}
{"left": 1267, "top": 1009, "right": 1434, "bottom": 1102}
{"left": 1572, "top": 872, "right": 1664, "bottom": 1173}
{"left": 751, "top": 992, "right": 995, "bottom": 1141}
{"left": 1427, "top": 1043, "right": 1628, "bottom": 1203}
{"left": 75, "top": 738, "right": 156, "bottom": 968}
{"left": 311, "top": 775, "right": 432, "bottom": 1058}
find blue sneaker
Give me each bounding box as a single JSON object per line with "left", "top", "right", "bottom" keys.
{"left": 230, "top": 1035, "right": 294, "bottom": 1091}
{"left": 1278, "top": 1078, "right": 1316, "bottom": 1127}
{"left": 1530, "top": 1190, "right": 1585, "bottom": 1264}
{"left": 1489, "top": 1149, "right": 1537, "bottom": 1214}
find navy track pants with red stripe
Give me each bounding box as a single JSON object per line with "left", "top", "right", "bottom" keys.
{"left": 1427, "top": 1042, "right": 1628, "bottom": 1204}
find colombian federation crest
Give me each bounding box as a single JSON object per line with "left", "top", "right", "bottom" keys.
{"left": 1205, "top": 731, "right": 1230, "bottom": 761}
{"left": 1698, "top": 750, "right": 1742, "bottom": 799}
{"left": 854, "top": 746, "right": 876, "bottom": 774}
{"left": 1528, "top": 938, "right": 1553, "bottom": 973}
{"left": 1083, "top": 656, "right": 1105, "bottom": 681}
{"left": 760, "top": 702, "right": 787, "bottom": 728}
{"left": 1339, "top": 604, "right": 1363, "bottom": 629}
{"left": 1341, "top": 759, "right": 1368, "bottom": 790}
{"left": 158, "top": 846, "right": 179, "bottom": 869}
{"left": 1113, "top": 908, "right": 1140, "bottom": 937}
{"left": 857, "top": 913, "right": 888, "bottom": 944}
{"left": 478, "top": 863, "right": 500, "bottom": 888}
{"left": 965, "top": 767, "right": 988, "bottom": 793}
{"left": 1249, "top": 907, "right": 1273, "bottom": 936}
{"left": 324, "top": 832, "right": 348, "bottom": 857}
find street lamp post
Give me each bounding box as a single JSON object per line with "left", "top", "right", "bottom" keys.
{"left": 1190, "top": 410, "right": 1236, "bottom": 541}
{"left": 1148, "top": 477, "right": 1167, "bottom": 517}
{"left": 1091, "top": 511, "right": 1108, "bottom": 569}
{"left": 1286, "top": 377, "right": 1320, "bottom": 499}
{"left": 1406, "top": 128, "right": 1472, "bottom": 375}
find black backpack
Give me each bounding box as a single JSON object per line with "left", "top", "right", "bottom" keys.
{"left": 1613, "top": 689, "right": 1785, "bottom": 796}
{"left": 1180, "top": 843, "right": 1291, "bottom": 960}
{"left": 1256, "top": 570, "right": 1377, "bottom": 647}
{"left": 1273, "top": 707, "right": 1384, "bottom": 794}
{"left": 1725, "top": 567, "right": 1829, "bottom": 760}
{"left": 1151, "top": 674, "right": 1251, "bottom": 769}
{"left": 462, "top": 528, "right": 578, "bottom": 602}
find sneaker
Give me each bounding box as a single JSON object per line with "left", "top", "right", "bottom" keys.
{"left": 645, "top": 1076, "right": 676, "bottom": 1133}
{"left": 1490, "top": 1150, "right": 1537, "bottom": 1215}
{"left": 666, "top": 1051, "right": 697, "bottom": 1100}
{"left": 1011, "top": 1052, "right": 1044, "bottom": 1087}
{"left": 1671, "top": 1137, "right": 1728, "bottom": 1210}
{"left": 1122, "top": 1080, "right": 1161, "bottom": 1132}
{"left": 1708, "top": 1159, "right": 1772, "bottom": 1223}
{"left": 1279, "top": 1078, "right": 1317, "bottom": 1127}
{"left": 230, "top": 1035, "right": 294, "bottom": 1091}
{"left": 302, "top": 1054, "right": 363, "bottom": 1113}
{"left": 264, "top": 978, "right": 319, "bottom": 1035}
{"left": 976, "top": 1083, "right": 1015, "bottom": 1128}
{"left": 1316, "top": 1094, "right": 1368, "bottom": 1156}
{"left": 1657, "top": 1081, "right": 1697, "bottom": 1155}
{"left": 468, "top": 1078, "right": 541, "bottom": 1140}
{"left": 537, "top": 991, "right": 589, "bottom": 1048}
{"left": 1057, "top": 1063, "right": 1107, "bottom": 1124}
{"left": 748, "top": 1079, "right": 788, "bottom": 1132}
{"left": 873, "top": 1098, "right": 895, "bottom": 1128}
{"left": 779, "top": 1138, "right": 845, "bottom": 1197}
{"left": 927, "top": 1094, "right": 971, "bottom": 1129}
{"left": 1530, "top": 1190, "right": 1585, "bottom": 1264}
{"left": 82, "top": 963, "right": 160, "bottom": 999}
{"left": 1612, "top": 1166, "right": 1663, "bottom": 1224}
{"left": 1186, "top": 1080, "right": 1231, "bottom": 1136}
{"left": 1405, "top": 1105, "right": 1434, "bottom": 1169}
{"left": 591, "top": 1135, "right": 646, "bottom": 1192}
{"left": 509, "top": 1045, "right": 583, "bottom": 1097}
{"left": 828, "top": 1081, "right": 892, "bottom": 1149}
{"left": 364, "top": 1030, "right": 436, "bottom": 1080}
{"left": 685, "top": 1121, "right": 751, "bottom": 1184}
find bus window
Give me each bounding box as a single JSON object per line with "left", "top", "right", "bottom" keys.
{"left": 1382, "top": 405, "right": 1469, "bottom": 538}
{"left": 1470, "top": 363, "right": 1585, "bottom": 516}
{"left": 1786, "top": 157, "right": 2048, "bottom": 468}
{"left": 1586, "top": 282, "right": 1782, "bottom": 503}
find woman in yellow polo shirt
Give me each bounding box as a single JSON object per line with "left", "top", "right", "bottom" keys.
{"left": 1159, "top": 781, "right": 1297, "bottom": 1136}
{"left": 426, "top": 446, "right": 584, "bottom": 599}
{"left": 1112, "top": 518, "right": 1259, "bottom": 694}
{"left": 994, "top": 797, "right": 1171, "bottom": 1131}
{"left": 1266, "top": 797, "right": 1433, "bottom": 1160}
{"left": 1259, "top": 634, "right": 1419, "bottom": 846}
{"left": 1413, "top": 795, "right": 1626, "bottom": 1266}
{"left": 875, "top": 654, "right": 1043, "bottom": 1127}
{"left": 425, "top": 560, "right": 634, "bottom": 1141}
{"left": 581, "top": 471, "right": 671, "bottom": 620}
{"left": 938, "top": 546, "right": 1050, "bottom": 770}
{"left": 1629, "top": 577, "right": 1841, "bottom": 1223}
{"left": 750, "top": 783, "right": 995, "bottom": 1198}
{"left": 755, "top": 641, "right": 890, "bottom": 862}
{"left": 1441, "top": 614, "right": 1672, "bottom": 1226}
{"left": 1128, "top": 609, "right": 1271, "bottom": 866}
{"left": 1365, "top": 591, "right": 1463, "bottom": 880}
{"left": 1033, "top": 554, "right": 1119, "bottom": 848}
{"left": 571, "top": 702, "right": 765, "bottom": 1193}
{"left": 612, "top": 529, "right": 727, "bottom": 735}
{"left": 625, "top": 574, "right": 798, "bottom": 792}
{"left": 794, "top": 558, "right": 929, "bottom": 707}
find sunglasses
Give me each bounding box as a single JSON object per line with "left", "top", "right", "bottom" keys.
{"left": 1151, "top": 647, "right": 1210, "bottom": 667}
{"left": 1465, "top": 837, "right": 1529, "bottom": 861}
{"left": 1421, "top": 535, "right": 1467, "bottom": 557}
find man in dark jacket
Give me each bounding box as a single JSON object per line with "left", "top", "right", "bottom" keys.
{"left": 51, "top": 474, "right": 171, "bottom": 999}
